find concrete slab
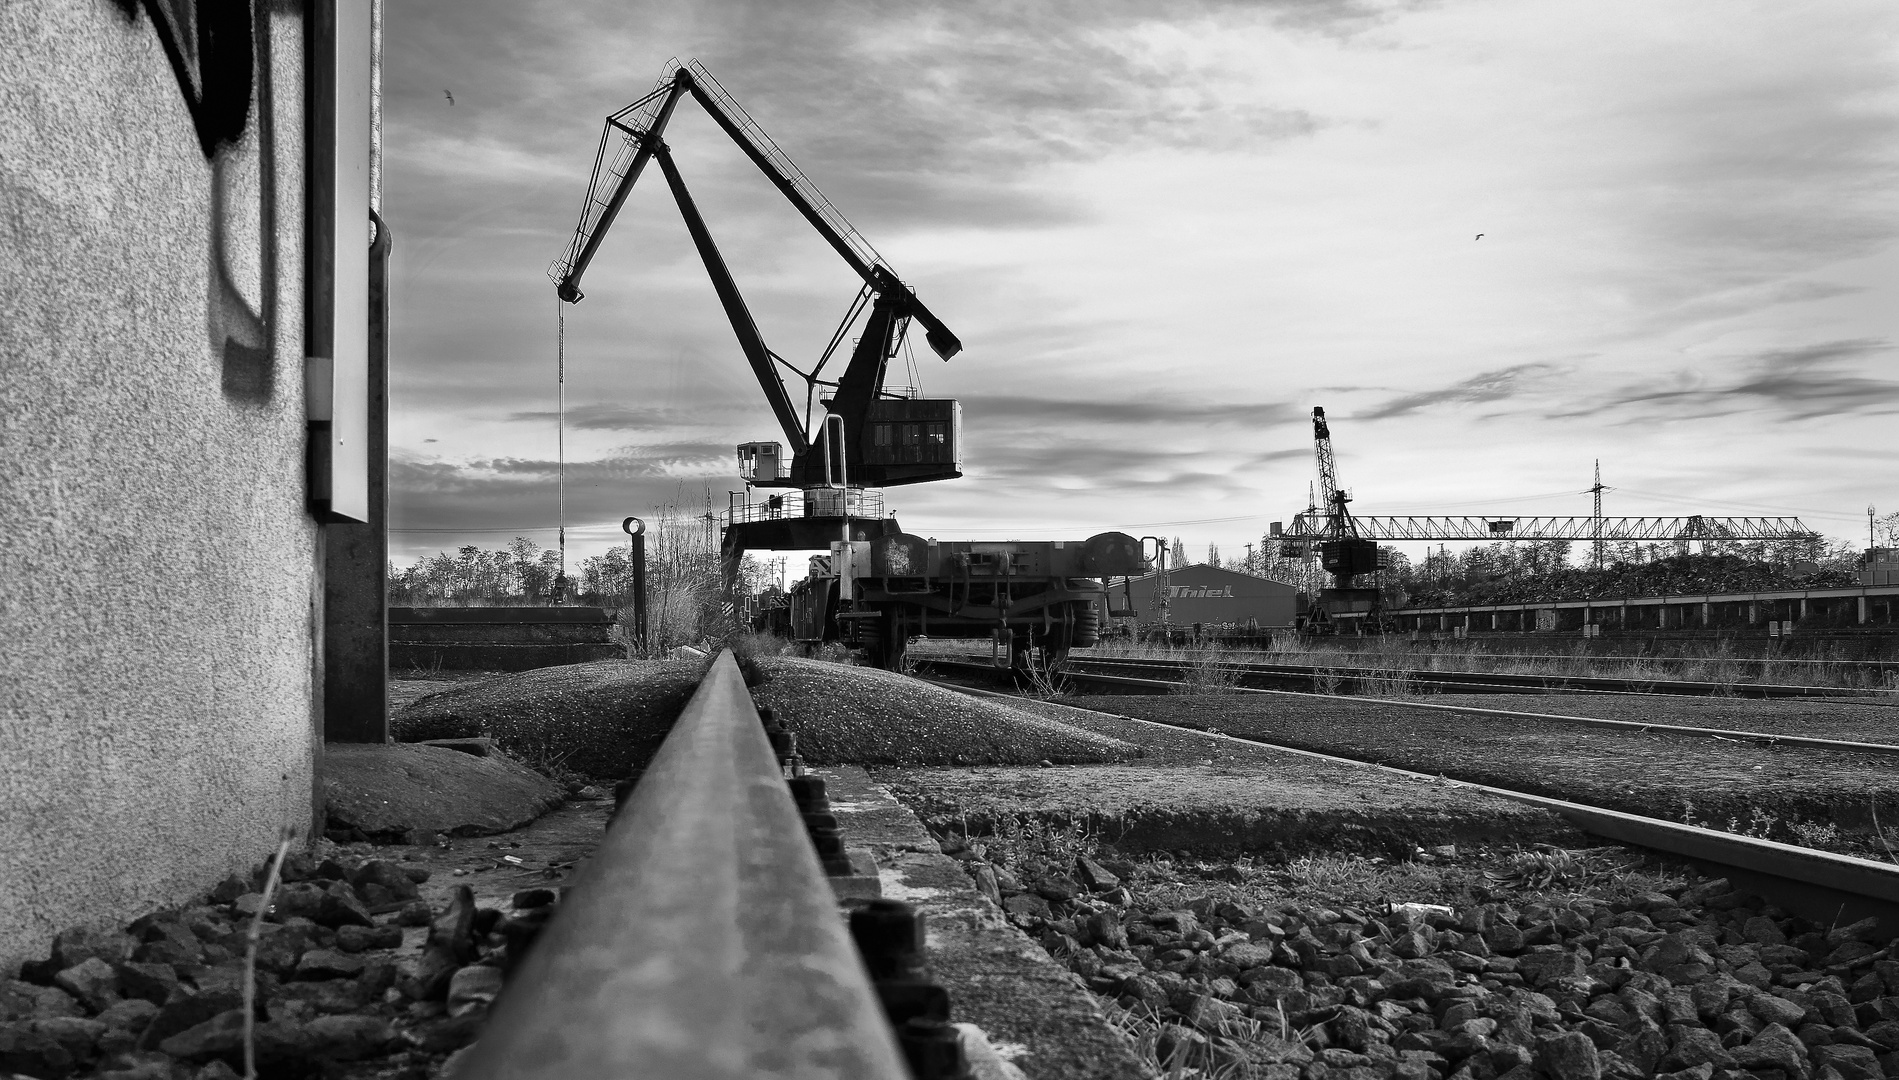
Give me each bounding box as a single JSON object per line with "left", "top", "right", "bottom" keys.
{"left": 830, "top": 848, "right": 883, "bottom": 900}
{"left": 323, "top": 742, "right": 565, "bottom": 839}
{"left": 818, "top": 767, "right": 1148, "bottom": 1080}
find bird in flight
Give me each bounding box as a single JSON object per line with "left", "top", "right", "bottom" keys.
{"left": 444, "top": 89, "right": 455, "bottom": 106}
{"left": 1475, "top": 233, "right": 1484, "bottom": 240}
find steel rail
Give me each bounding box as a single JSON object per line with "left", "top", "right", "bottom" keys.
{"left": 457, "top": 651, "right": 907, "bottom": 1080}
{"left": 1065, "top": 654, "right": 1890, "bottom": 700}
{"left": 926, "top": 678, "right": 1899, "bottom": 935}
{"left": 915, "top": 657, "right": 1899, "bottom": 757}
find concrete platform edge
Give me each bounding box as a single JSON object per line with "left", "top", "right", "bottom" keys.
{"left": 817, "top": 766, "right": 1153, "bottom": 1080}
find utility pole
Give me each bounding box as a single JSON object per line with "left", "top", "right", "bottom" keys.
{"left": 1872, "top": 505, "right": 1879, "bottom": 554}
{"left": 1590, "top": 460, "right": 1606, "bottom": 569}
{"left": 1141, "top": 536, "right": 1171, "bottom": 640}
{"left": 621, "top": 517, "right": 648, "bottom": 654}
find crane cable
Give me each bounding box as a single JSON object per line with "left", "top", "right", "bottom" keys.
{"left": 556, "top": 298, "right": 567, "bottom": 600}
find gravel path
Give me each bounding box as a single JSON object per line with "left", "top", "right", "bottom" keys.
{"left": 1062, "top": 694, "right": 1899, "bottom": 852}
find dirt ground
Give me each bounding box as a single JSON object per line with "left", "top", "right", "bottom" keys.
{"left": 389, "top": 672, "right": 500, "bottom": 714}
{"left": 1057, "top": 693, "right": 1899, "bottom": 855}
{"left": 874, "top": 698, "right": 1575, "bottom": 860}
{"left": 322, "top": 798, "right": 615, "bottom": 924}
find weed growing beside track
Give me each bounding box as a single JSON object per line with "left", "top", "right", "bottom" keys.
{"left": 1177, "top": 648, "right": 1247, "bottom": 696}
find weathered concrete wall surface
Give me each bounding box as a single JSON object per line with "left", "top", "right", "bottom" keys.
{"left": 0, "top": 3, "right": 318, "bottom": 972}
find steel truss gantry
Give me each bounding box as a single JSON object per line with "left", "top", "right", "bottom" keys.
{"left": 1284, "top": 515, "right": 1818, "bottom": 543}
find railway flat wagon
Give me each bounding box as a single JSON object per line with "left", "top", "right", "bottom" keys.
{"left": 789, "top": 531, "right": 1145, "bottom": 670}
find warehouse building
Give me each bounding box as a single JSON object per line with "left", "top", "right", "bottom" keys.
{"left": 1110, "top": 564, "right": 1301, "bottom": 630}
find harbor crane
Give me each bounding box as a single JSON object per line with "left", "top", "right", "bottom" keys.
{"left": 552, "top": 60, "right": 963, "bottom": 504}
{"left": 552, "top": 59, "right": 1142, "bottom": 669}
{"left": 1304, "top": 407, "right": 1385, "bottom": 630}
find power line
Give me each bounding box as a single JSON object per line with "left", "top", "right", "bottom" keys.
{"left": 1611, "top": 487, "right": 1873, "bottom": 522}
{"left": 390, "top": 523, "right": 628, "bottom": 534}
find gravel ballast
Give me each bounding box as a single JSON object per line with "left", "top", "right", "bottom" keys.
{"left": 0, "top": 846, "right": 529, "bottom": 1079}
{"left": 931, "top": 832, "right": 1899, "bottom": 1080}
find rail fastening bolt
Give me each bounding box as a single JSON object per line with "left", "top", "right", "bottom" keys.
{"left": 788, "top": 775, "right": 830, "bottom": 813}
{"left": 850, "top": 899, "right": 925, "bottom": 981}
{"left": 898, "top": 1017, "right": 970, "bottom": 1080}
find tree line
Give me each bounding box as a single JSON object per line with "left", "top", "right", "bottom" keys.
{"left": 388, "top": 497, "right": 770, "bottom": 649}
{"left": 1164, "top": 532, "right": 1874, "bottom": 608}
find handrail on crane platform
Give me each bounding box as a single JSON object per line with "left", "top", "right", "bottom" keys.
{"left": 454, "top": 651, "right": 907, "bottom": 1079}
{"left": 726, "top": 487, "right": 885, "bottom": 526}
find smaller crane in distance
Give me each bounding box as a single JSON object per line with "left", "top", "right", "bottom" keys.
{"left": 1307, "top": 406, "right": 1385, "bottom": 631}
{"left": 1279, "top": 414, "right": 1820, "bottom": 634}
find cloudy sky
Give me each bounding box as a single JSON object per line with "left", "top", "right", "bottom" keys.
{"left": 383, "top": 0, "right": 1899, "bottom": 574}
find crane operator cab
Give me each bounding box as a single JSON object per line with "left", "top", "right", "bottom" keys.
{"left": 737, "top": 441, "right": 785, "bottom": 483}
{"left": 736, "top": 400, "right": 961, "bottom": 490}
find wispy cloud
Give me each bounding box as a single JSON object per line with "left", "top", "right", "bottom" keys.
{"left": 1557, "top": 339, "right": 1899, "bottom": 422}
{"left": 389, "top": 451, "right": 738, "bottom": 555}
{"left": 393, "top": 444, "right": 729, "bottom": 490}
{"left": 1358, "top": 363, "right": 1564, "bottom": 420}
{"left": 960, "top": 395, "right": 1301, "bottom": 428}
{"left": 965, "top": 435, "right": 1305, "bottom": 492}
{"left": 503, "top": 404, "right": 703, "bottom": 430}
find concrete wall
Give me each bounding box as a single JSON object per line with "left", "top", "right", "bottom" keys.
{"left": 0, "top": 3, "right": 318, "bottom": 972}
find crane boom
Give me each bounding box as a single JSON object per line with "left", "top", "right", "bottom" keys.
{"left": 650, "top": 143, "right": 808, "bottom": 454}
{"left": 553, "top": 62, "right": 961, "bottom": 359}
{"left": 553, "top": 72, "right": 690, "bottom": 304}
{"left": 551, "top": 59, "right": 964, "bottom": 489}
{"left": 1312, "top": 407, "right": 1338, "bottom": 515}
{"left": 1311, "top": 407, "right": 1357, "bottom": 540}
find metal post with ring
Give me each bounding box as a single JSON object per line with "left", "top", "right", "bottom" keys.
{"left": 622, "top": 517, "right": 648, "bottom": 655}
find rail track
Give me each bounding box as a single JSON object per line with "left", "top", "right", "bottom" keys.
{"left": 446, "top": 652, "right": 1899, "bottom": 1074}
{"left": 913, "top": 656, "right": 1899, "bottom": 756}
{"left": 909, "top": 666, "right": 1899, "bottom": 936}
{"left": 1015, "top": 652, "right": 1898, "bottom": 699}
{"left": 458, "top": 651, "right": 948, "bottom": 1079}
